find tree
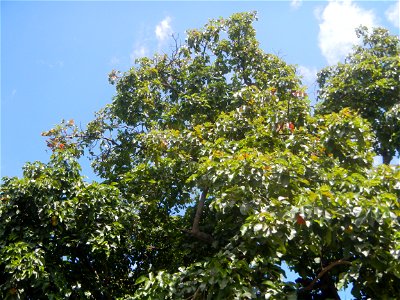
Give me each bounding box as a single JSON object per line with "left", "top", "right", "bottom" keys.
{"left": 0, "top": 123, "right": 140, "bottom": 299}
{"left": 1, "top": 12, "right": 399, "bottom": 300}
{"left": 316, "top": 26, "right": 400, "bottom": 164}
{"left": 79, "top": 12, "right": 399, "bottom": 299}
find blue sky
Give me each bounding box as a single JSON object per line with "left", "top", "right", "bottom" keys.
{"left": 2, "top": 0, "right": 399, "bottom": 180}
{"left": 1, "top": 1, "right": 399, "bottom": 297}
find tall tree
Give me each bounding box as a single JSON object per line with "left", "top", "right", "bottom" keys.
{"left": 78, "top": 13, "right": 399, "bottom": 299}
{"left": 316, "top": 26, "right": 400, "bottom": 164}
{"left": 1, "top": 13, "right": 399, "bottom": 300}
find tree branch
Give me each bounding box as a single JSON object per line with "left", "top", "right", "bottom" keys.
{"left": 184, "top": 287, "right": 201, "bottom": 300}
{"left": 303, "top": 259, "right": 352, "bottom": 291}
{"left": 182, "top": 187, "right": 214, "bottom": 244}
{"left": 192, "top": 187, "right": 209, "bottom": 233}
{"left": 192, "top": 287, "right": 201, "bottom": 300}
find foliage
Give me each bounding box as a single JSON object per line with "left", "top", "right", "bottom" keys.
{"left": 1, "top": 12, "right": 400, "bottom": 300}
{"left": 316, "top": 26, "right": 400, "bottom": 164}
{"left": 0, "top": 147, "right": 137, "bottom": 299}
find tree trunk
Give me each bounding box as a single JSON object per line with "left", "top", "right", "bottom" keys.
{"left": 319, "top": 273, "right": 340, "bottom": 300}
{"left": 382, "top": 153, "right": 392, "bottom": 165}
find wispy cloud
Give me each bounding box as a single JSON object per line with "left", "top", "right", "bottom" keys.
{"left": 385, "top": 1, "right": 399, "bottom": 28}
{"left": 316, "top": 0, "right": 377, "bottom": 65}
{"left": 37, "top": 59, "right": 64, "bottom": 68}
{"left": 11, "top": 89, "right": 17, "bottom": 97}
{"left": 155, "top": 16, "right": 173, "bottom": 43}
{"left": 129, "top": 16, "right": 173, "bottom": 63}
{"left": 297, "top": 65, "right": 318, "bottom": 87}
{"left": 130, "top": 45, "right": 149, "bottom": 63}
{"left": 290, "top": 0, "right": 302, "bottom": 9}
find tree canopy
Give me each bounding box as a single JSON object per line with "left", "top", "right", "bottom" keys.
{"left": 0, "top": 145, "right": 138, "bottom": 299}
{"left": 316, "top": 26, "right": 400, "bottom": 164}
{"left": 1, "top": 12, "right": 399, "bottom": 300}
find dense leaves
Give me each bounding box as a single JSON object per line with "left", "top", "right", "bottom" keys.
{"left": 316, "top": 26, "right": 400, "bottom": 164}
{"left": 0, "top": 148, "right": 138, "bottom": 299}
{"left": 1, "top": 12, "right": 399, "bottom": 299}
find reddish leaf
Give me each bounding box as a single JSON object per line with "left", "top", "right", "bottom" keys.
{"left": 289, "top": 122, "right": 295, "bottom": 132}
{"left": 296, "top": 214, "right": 306, "bottom": 225}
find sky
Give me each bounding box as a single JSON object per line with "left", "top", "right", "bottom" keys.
{"left": 1, "top": 1, "right": 399, "bottom": 297}
{"left": 2, "top": 0, "right": 399, "bottom": 181}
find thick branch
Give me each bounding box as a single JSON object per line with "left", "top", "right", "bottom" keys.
{"left": 182, "top": 187, "right": 213, "bottom": 244}
{"left": 303, "top": 259, "right": 352, "bottom": 291}
{"left": 192, "top": 187, "right": 209, "bottom": 233}
{"left": 382, "top": 152, "right": 392, "bottom": 165}
{"left": 181, "top": 228, "right": 213, "bottom": 244}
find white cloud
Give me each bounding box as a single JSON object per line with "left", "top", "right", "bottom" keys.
{"left": 128, "top": 17, "right": 173, "bottom": 63}
{"left": 134, "top": 46, "right": 148, "bottom": 58}
{"left": 291, "top": 0, "right": 302, "bottom": 9}
{"left": 297, "top": 65, "right": 318, "bottom": 87}
{"left": 130, "top": 45, "right": 148, "bottom": 63}
{"left": 316, "top": 0, "right": 377, "bottom": 65}
{"left": 155, "top": 16, "right": 173, "bottom": 42}
{"left": 386, "top": 1, "right": 399, "bottom": 28}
